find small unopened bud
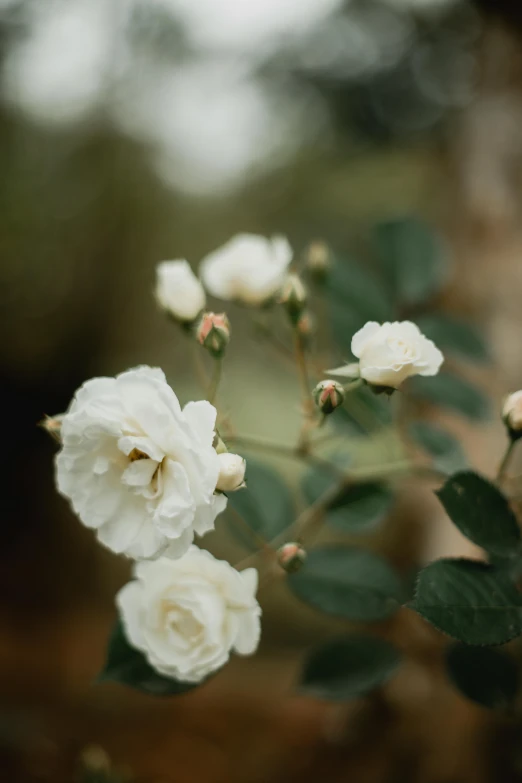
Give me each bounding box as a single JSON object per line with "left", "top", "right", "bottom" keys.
{"left": 305, "top": 240, "right": 331, "bottom": 280}
{"left": 279, "top": 274, "right": 307, "bottom": 322}
{"left": 503, "top": 391, "right": 522, "bottom": 440}
{"left": 216, "top": 453, "right": 246, "bottom": 492}
{"left": 296, "top": 311, "right": 315, "bottom": 346}
{"left": 196, "top": 312, "right": 230, "bottom": 358}
{"left": 277, "top": 542, "right": 307, "bottom": 573}
{"left": 313, "top": 379, "right": 345, "bottom": 414}
{"left": 39, "top": 414, "right": 64, "bottom": 443}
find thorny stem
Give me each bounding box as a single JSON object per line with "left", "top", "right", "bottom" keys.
{"left": 191, "top": 343, "right": 209, "bottom": 390}
{"left": 497, "top": 439, "right": 517, "bottom": 484}
{"left": 208, "top": 359, "right": 222, "bottom": 405}
{"left": 293, "top": 328, "right": 314, "bottom": 417}
{"left": 225, "top": 433, "right": 446, "bottom": 484}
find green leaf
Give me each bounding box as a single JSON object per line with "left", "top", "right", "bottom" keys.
{"left": 327, "top": 257, "right": 394, "bottom": 357}
{"left": 410, "top": 558, "right": 522, "bottom": 645}
{"left": 328, "top": 257, "right": 393, "bottom": 322}
{"left": 446, "top": 642, "right": 519, "bottom": 710}
{"left": 371, "top": 216, "right": 447, "bottom": 306}
{"left": 227, "top": 460, "right": 294, "bottom": 550}
{"left": 416, "top": 313, "right": 489, "bottom": 363}
{"left": 409, "top": 372, "right": 490, "bottom": 421}
{"left": 299, "top": 634, "right": 401, "bottom": 701}
{"left": 302, "top": 468, "right": 393, "bottom": 533}
{"left": 409, "top": 421, "right": 467, "bottom": 474}
{"left": 334, "top": 384, "right": 393, "bottom": 435}
{"left": 436, "top": 471, "right": 521, "bottom": 558}
{"left": 98, "top": 619, "right": 198, "bottom": 696}
{"left": 289, "top": 546, "right": 403, "bottom": 622}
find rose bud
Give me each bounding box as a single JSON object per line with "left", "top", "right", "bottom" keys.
{"left": 278, "top": 273, "right": 307, "bottom": 323}
{"left": 155, "top": 260, "right": 206, "bottom": 324}
{"left": 196, "top": 312, "right": 230, "bottom": 358}
{"left": 313, "top": 379, "right": 345, "bottom": 414}
{"left": 296, "top": 311, "right": 315, "bottom": 347}
{"left": 503, "top": 391, "right": 522, "bottom": 439}
{"left": 277, "top": 542, "right": 307, "bottom": 573}
{"left": 305, "top": 240, "right": 331, "bottom": 280}
{"left": 216, "top": 453, "right": 246, "bottom": 492}
{"left": 39, "top": 414, "right": 64, "bottom": 443}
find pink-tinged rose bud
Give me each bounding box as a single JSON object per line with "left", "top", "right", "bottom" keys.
{"left": 277, "top": 542, "right": 307, "bottom": 573}
{"left": 216, "top": 453, "right": 246, "bottom": 492}
{"left": 278, "top": 274, "right": 307, "bottom": 322}
{"left": 39, "top": 414, "right": 64, "bottom": 443}
{"left": 196, "top": 312, "right": 230, "bottom": 358}
{"left": 313, "top": 380, "right": 345, "bottom": 414}
{"left": 503, "top": 391, "right": 522, "bottom": 438}
{"left": 305, "top": 240, "right": 330, "bottom": 280}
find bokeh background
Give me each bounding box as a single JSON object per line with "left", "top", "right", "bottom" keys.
{"left": 2, "top": 0, "right": 522, "bottom": 780}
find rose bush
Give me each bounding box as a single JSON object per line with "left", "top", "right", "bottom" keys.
{"left": 117, "top": 548, "right": 261, "bottom": 683}
{"left": 56, "top": 366, "right": 227, "bottom": 560}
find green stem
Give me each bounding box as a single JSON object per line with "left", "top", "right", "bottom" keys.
{"left": 208, "top": 359, "right": 222, "bottom": 405}
{"left": 293, "top": 328, "right": 313, "bottom": 415}
{"left": 497, "top": 439, "right": 517, "bottom": 483}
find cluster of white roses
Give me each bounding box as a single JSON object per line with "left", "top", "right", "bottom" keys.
{"left": 53, "top": 232, "right": 445, "bottom": 686}
{"left": 156, "top": 233, "right": 293, "bottom": 321}
{"left": 55, "top": 364, "right": 258, "bottom": 683}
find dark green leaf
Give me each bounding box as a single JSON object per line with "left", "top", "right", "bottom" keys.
{"left": 289, "top": 546, "right": 403, "bottom": 622}
{"left": 334, "top": 384, "right": 393, "bottom": 435}
{"left": 328, "top": 257, "right": 393, "bottom": 321}
{"left": 409, "top": 421, "right": 467, "bottom": 474}
{"left": 302, "top": 467, "right": 393, "bottom": 533}
{"left": 416, "top": 313, "right": 489, "bottom": 363}
{"left": 409, "top": 372, "right": 490, "bottom": 421}
{"left": 436, "top": 471, "right": 521, "bottom": 557}
{"left": 327, "top": 257, "right": 394, "bottom": 357}
{"left": 227, "top": 460, "right": 294, "bottom": 549}
{"left": 300, "top": 634, "right": 401, "bottom": 701}
{"left": 330, "top": 301, "right": 368, "bottom": 357}
{"left": 98, "top": 619, "right": 198, "bottom": 696}
{"left": 446, "top": 643, "right": 519, "bottom": 709}
{"left": 372, "top": 216, "right": 447, "bottom": 306}
{"left": 411, "top": 558, "right": 522, "bottom": 645}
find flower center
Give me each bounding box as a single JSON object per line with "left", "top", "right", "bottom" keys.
{"left": 128, "top": 448, "right": 148, "bottom": 462}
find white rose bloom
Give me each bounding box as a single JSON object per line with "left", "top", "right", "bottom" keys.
{"left": 155, "top": 260, "right": 206, "bottom": 322}
{"left": 352, "top": 321, "right": 443, "bottom": 389}
{"left": 55, "top": 366, "right": 227, "bottom": 560}
{"left": 117, "top": 548, "right": 261, "bottom": 683}
{"left": 503, "top": 391, "right": 522, "bottom": 431}
{"left": 216, "top": 452, "right": 246, "bottom": 492}
{"left": 200, "top": 233, "right": 293, "bottom": 305}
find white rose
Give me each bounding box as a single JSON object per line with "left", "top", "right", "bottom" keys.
{"left": 216, "top": 453, "right": 246, "bottom": 492}
{"left": 155, "top": 260, "right": 206, "bottom": 322}
{"left": 200, "top": 233, "right": 293, "bottom": 305}
{"left": 55, "top": 366, "right": 227, "bottom": 560}
{"left": 117, "top": 548, "right": 261, "bottom": 683}
{"left": 503, "top": 391, "right": 522, "bottom": 431}
{"left": 351, "top": 321, "right": 443, "bottom": 388}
